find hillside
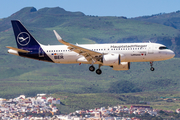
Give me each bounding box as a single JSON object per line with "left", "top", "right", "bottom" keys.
{"left": 52, "top": 91, "right": 180, "bottom": 114}
{"left": 132, "top": 11, "right": 180, "bottom": 30}
{"left": 0, "top": 56, "right": 180, "bottom": 99}
{"left": 0, "top": 7, "right": 180, "bottom": 99}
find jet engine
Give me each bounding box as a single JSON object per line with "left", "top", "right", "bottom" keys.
{"left": 102, "top": 53, "right": 126, "bottom": 66}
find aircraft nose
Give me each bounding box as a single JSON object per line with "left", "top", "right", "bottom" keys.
{"left": 168, "top": 50, "right": 175, "bottom": 58}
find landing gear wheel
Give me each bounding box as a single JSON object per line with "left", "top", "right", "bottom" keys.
{"left": 89, "top": 65, "right": 95, "bottom": 72}
{"left": 150, "top": 67, "right": 155, "bottom": 71}
{"left": 96, "top": 69, "right": 102, "bottom": 75}
{"left": 150, "top": 61, "right": 155, "bottom": 71}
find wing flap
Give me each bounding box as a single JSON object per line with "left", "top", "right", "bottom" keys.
{"left": 6, "top": 46, "right": 30, "bottom": 53}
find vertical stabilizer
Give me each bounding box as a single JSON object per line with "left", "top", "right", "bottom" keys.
{"left": 10, "top": 20, "right": 53, "bottom": 62}
{"left": 11, "top": 20, "right": 40, "bottom": 49}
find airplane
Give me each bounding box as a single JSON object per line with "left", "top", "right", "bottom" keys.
{"left": 7, "top": 20, "right": 175, "bottom": 75}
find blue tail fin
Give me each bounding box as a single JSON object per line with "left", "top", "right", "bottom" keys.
{"left": 11, "top": 20, "right": 53, "bottom": 62}
{"left": 11, "top": 20, "right": 40, "bottom": 49}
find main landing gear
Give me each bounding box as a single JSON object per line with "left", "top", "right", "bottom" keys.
{"left": 89, "top": 65, "right": 102, "bottom": 75}
{"left": 96, "top": 68, "right": 102, "bottom": 75}
{"left": 89, "top": 65, "right": 95, "bottom": 72}
{"left": 150, "top": 61, "right": 155, "bottom": 71}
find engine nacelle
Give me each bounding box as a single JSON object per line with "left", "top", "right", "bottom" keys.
{"left": 102, "top": 53, "right": 126, "bottom": 66}
{"left": 112, "top": 62, "right": 130, "bottom": 71}
{"left": 102, "top": 54, "right": 120, "bottom": 66}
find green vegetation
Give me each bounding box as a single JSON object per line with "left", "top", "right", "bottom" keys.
{"left": 108, "top": 80, "right": 142, "bottom": 93}
{"left": 0, "top": 57, "right": 180, "bottom": 99}
{"left": 133, "top": 10, "right": 180, "bottom": 30}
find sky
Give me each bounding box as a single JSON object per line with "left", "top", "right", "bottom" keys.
{"left": 1, "top": 0, "right": 180, "bottom": 19}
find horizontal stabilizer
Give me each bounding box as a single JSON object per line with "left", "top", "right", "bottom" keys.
{"left": 6, "top": 46, "right": 30, "bottom": 53}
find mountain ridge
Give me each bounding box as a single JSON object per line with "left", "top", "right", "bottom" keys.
{"left": 132, "top": 10, "right": 180, "bottom": 29}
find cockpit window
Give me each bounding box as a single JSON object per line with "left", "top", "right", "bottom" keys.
{"left": 159, "top": 46, "right": 168, "bottom": 50}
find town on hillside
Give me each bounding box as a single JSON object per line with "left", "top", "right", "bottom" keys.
{"left": 1, "top": 94, "right": 180, "bottom": 120}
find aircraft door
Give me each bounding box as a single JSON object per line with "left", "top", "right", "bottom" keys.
{"left": 39, "top": 47, "right": 44, "bottom": 57}
{"left": 148, "top": 44, "right": 154, "bottom": 54}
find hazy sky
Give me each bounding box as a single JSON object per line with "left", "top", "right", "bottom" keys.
{"left": 1, "top": 0, "right": 180, "bottom": 19}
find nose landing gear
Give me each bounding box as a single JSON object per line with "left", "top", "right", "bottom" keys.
{"left": 150, "top": 61, "right": 155, "bottom": 71}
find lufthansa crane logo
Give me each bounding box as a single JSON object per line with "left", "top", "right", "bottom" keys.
{"left": 17, "top": 32, "right": 30, "bottom": 46}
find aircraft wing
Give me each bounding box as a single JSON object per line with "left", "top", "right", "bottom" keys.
{"left": 6, "top": 46, "right": 30, "bottom": 53}
{"left": 53, "top": 30, "right": 102, "bottom": 63}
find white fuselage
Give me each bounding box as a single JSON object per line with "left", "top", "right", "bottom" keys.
{"left": 40, "top": 42, "right": 175, "bottom": 64}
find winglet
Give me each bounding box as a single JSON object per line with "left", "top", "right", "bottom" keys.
{"left": 53, "top": 30, "right": 62, "bottom": 41}
{"left": 53, "top": 30, "right": 70, "bottom": 45}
